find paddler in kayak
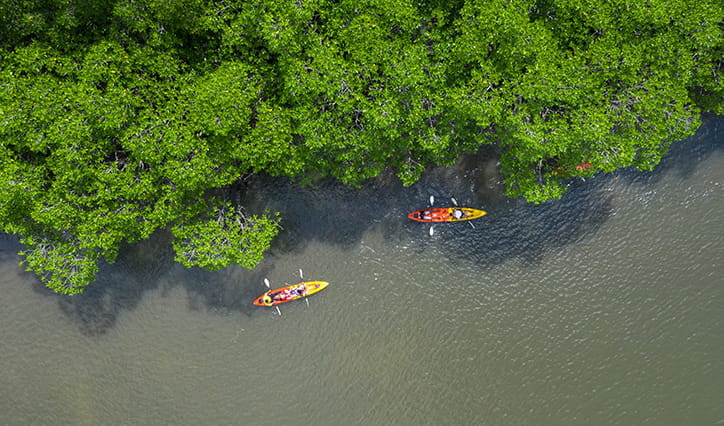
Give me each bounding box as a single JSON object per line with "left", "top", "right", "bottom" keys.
{"left": 452, "top": 209, "right": 464, "bottom": 219}
{"left": 272, "top": 286, "right": 303, "bottom": 302}
{"left": 262, "top": 293, "right": 273, "bottom": 306}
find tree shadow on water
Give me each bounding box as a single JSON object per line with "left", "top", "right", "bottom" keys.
{"left": 49, "top": 230, "right": 277, "bottom": 336}
{"left": 243, "top": 147, "right": 616, "bottom": 274}
{"left": 48, "top": 231, "right": 176, "bottom": 336}
{"left": 243, "top": 174, "right": 408, "bottom": 256}
{"left": 380, "top": 175, "right": 615, "bottom": 270}
{"left": 466, "top": 179, "right": 612, "bottom": 267}
{"left": 241, "top": 147, "right": 507, "bottom": 260}
{"left": 0, "top": 234, "right": 135, "bottom": 336}
{"left": 164, "top": 260, "right": 275, "bottom": 318}
{"left": 619, "top": 114, "right": 723, "bottom": 186}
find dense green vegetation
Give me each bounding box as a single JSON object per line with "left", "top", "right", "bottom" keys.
{"left": 1, "top": 0, "right": 721, "bottom": 294}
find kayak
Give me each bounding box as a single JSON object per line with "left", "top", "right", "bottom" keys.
{"left": 253, "top": 281, "right": 329, "bottom": 307}
{"left": 407, "top": 207, "right": 487, "bottom": 223}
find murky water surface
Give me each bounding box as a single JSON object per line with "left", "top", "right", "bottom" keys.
{"left": 1, "top": 117, "right": 722, "bottom": 425}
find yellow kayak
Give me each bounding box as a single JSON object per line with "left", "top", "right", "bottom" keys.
{"left": 253, "top": 281, "right": 329, "bottom": 307}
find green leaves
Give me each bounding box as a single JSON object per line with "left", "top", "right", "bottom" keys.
{"left": 18, "top": 234, "right": 101, "bottom": 296}
{"left": 0, "top": 0, "right": 721, "bottom": 293}
{"left": 446, "top": 0, "right": 720, "bottom": 201}
{"left": 172, "top": 204, "right": 280, "bottom": 270}
{"left": 0, "top": 6, "right": 285, "bottom": 294}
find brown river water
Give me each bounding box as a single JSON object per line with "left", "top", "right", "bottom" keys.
{"left": 1, "top": 116, "right": 722, "bottom": 425}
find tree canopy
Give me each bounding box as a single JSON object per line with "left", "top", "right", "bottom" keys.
{"left": 1, "top": 0, "right": 721, "bottom": 293}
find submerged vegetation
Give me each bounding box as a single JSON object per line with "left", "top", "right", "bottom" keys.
{"left": 1, "top": 0, "right": 721, "bottom": 293}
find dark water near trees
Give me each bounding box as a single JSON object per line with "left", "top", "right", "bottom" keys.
{"left": 1, "top": 116, "right": 722, "bottom": 425}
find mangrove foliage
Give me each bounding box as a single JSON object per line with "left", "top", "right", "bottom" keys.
{"left": 1, "top": 0, "right": 721, "bottom": 293}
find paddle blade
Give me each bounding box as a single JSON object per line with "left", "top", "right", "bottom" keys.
{"left": 275, "top": 306, "right": 282, "bottom": 316}
{"left": 429, "top": 226, "right": 434, "bottom": 236}
{"left": 451, "top": 197, "right": 458, "bottom": 206}
{"left": 429, "top": 195, "right": 435, "bottom": 206}
{"left": 264, "top": 278, "right": 270, "bottom": 288}
{"left": 299, "top": 268, "right": 304, "bottom": 279}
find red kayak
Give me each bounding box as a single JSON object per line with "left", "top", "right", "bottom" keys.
{"left": 407, "top": 207, "right": 487, "bottom": 223}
